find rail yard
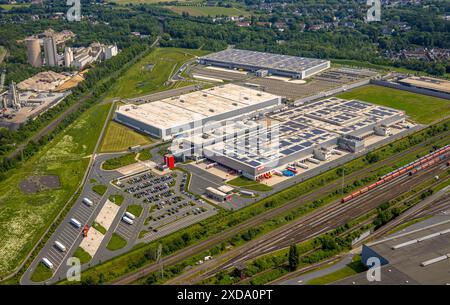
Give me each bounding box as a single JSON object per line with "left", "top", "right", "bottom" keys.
{"left": 109, "top": 122, "right": 450, "bottom": 285}
{"left": 3, "top": 43, "right": 449, "bottom": 288}
{"left": 166, "top": 149, "right": 450, "bottom": 284}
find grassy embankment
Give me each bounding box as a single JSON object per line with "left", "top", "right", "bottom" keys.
{"left": 105, "top": 47, "right": 209, "bottom": 99}
{"left": 0, "top": 103, "right": 111, "bottom": 279}
{"left": 337, "top": 85, "right": 450, "bottom": 124}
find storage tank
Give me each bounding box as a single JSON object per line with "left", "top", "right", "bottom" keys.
{"left": 26, "top": 38, "right": 42, "bottom": 67}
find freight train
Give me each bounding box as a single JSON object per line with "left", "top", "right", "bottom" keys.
{"left": 341, "top": 144, "right": 450, "bottom": 203}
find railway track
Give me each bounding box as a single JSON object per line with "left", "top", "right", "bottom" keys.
{"left": 359, "top": 185, "right": 450, "bottom": 243}
{"left": 166, "top": 160, "right": 450, "bottom": 284}
{"left": 112, "top": 133, "right": 450, "bottom": 284}
{"left": 407, "top": 195, "right": 450, "bottom": 219}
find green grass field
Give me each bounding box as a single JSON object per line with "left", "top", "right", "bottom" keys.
{"left": 105, "top": 47, "right": 209, "bottom": 99}
{"left": 92, "top": 222, "right": 107, "bottom": 235}
{"left": 337, "top": 85, "right": 450, "bottom": 124}
{"left": 101, "top": 153, "right": 137, "bottom": 170}
{"left": 137, "top": 149, "right": 153, "bottom": 161}
{"left": 92, "top": 184, "right": 107, "bottom": 196}
{"left": 227, "top": 176, "right": 273, "bottom": 192}
{"left": 126, "top": 204, "right": 143, "bottom": 217}
{"left": 306, "top": 255, "right": 366, "bottom": 285}
{"left": 111, "top": 0, "right": 200, "bottom": 4}
{"left": 0, "top": 46, "right": 6, "bottom": 64}
{"left": 109, "top": 194, "right": 124, "bottom": 206}
{"left": 73, "top": 247, "right": 92, "bottom": 264}
{"left": 99, "top": 121, "right": 152, "bottom": 153}
{"left": 107, "top": 233, "right": 127, "bottom": 251}
{"left": 166, "top": 6, "right": 250, "bottom": 17}
{"left": 30, "top": 262, "right": 53, "bottom": 283}
{"left": 0, "top": 102, "right": 111, "bottom": 278}
{"left": 0, "top": 4, "right": 30, "bottom": 10}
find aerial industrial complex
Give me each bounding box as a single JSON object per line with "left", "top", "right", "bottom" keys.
{"left": 1, "top": 27, "right": 119, "bottom": 131}
{"left": 11, "top": 43, "right": 449, "bottom": 288}
{"left": 25, "top": 28, "right": 118, "bottom": 69}
{"left": 198, "top": 48, "right": 330, "bottom": 79}
{"left": 168, "top": 96, "right": 408, "bottom": 180}
{"left": 115, "top": 81, "right": 410, "bottom": 181}
{"left": 115, "top": 84, "right": 282, "bottom": 139}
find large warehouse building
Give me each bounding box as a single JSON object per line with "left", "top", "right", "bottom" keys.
{"left": 172, "top": 97, "right": 407, "bottom": 180}
{"left": 114, "top": 84, "right": 282, "bottom": 139}
{"left": 398, "top": 76, "right": 450, "bottom": 94}
{"left": 198, "top": 49, "right": 330, "bottom": 79}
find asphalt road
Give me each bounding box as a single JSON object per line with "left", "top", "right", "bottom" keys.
{"left": 281, "top": 254, "right": 354, "bottom": 285}
{"left": 112, "top": 127, "right": 448, "bottom": 284}
{"left": 166, "top": 160, "right": 450, "bottom": 284}
{"left": 21, "top": 150, "right": 217, "bottom": 284}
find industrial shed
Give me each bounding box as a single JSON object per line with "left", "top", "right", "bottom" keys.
{"left": 198, "top": 49, "right": 330, "bottom": 79}
{"left": 114, "top": 84, "right": 282, "bottom": 139}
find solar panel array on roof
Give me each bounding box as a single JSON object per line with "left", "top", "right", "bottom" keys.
{"left": 200, "top": 49, "right": 329, "bottom": 75}
{"left": 197, "top": 96, "right": 405, "bottom": 174}
{"left": 269, "top": 97, "right": 404, "bottom": 135}
{"left": 208, "top": 119, "right": 337, "bottom": 168}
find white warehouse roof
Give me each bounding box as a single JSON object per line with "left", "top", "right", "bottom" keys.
{"left": 115, "top": 84, "right": 281, "bottom": 133}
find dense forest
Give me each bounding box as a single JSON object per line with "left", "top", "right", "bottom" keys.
{"left": 0, "top": 0, "right": 160, "bottom": 83}
{"left": 1, "top": 0, "right": 448, "bottom": 82}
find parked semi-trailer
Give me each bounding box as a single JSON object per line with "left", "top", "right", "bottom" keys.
{"left": 295, "top": 162, "right": 309, "bottom": 169}
{"left": 42, "top": 257, "right": 54, "bottom": 269}
{"left": 82, "top": 197, "right": 93, "bottom": 207}
{"left": 240, "top": 190, "right": 255, "bottom": 197}
{"left": 124, "top": 211, "right": 136, "bottom": 220}
{"left": 307, "top": 158, "right": 320, "bottom": 165}
{"left": 70, "top": 218, "right": 82, "bottom": 228}
{"left": 122, "top": 216, "right": 134, "bottom": 225}
{"left": 287, "top": 166, "right": 298, "bottom": 174}
{"left": 54, "top": 241, "right": 66, "bottom": 252}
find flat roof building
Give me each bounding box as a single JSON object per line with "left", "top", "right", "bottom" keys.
{"left": 398, "top": 76, "right": 450, "bottom": 94}
{"left": 199, "top": 49, "right": 330, "bottom": 79}
{"left": 335, "top": 213, "right": 450, "bottom": 285}
{"left": 205, "top": 187, "right": 228, "bottom": 202}
{"left": 206, "top": 98, "right": 405, "bottom": 180}
{"left": 174, "top": 97, "right": 406, "bottom": 180}
{"left": 115, "top": 84, "right": 282, "bottom": 139}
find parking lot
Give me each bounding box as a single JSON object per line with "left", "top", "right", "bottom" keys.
{"left": 189, "top": 65, "right": 251, "bottom": 82}
{"left": 117, "top": 170, "right": 216, "bottom": 243}
{"left": 23, "top": 151, "right": 217, "bottom": 284}
{"left": 22, "top": 184, "right": 107, "bottom": 284}
{"left": 188, "top": 65, "right": 378, "bottom": 101}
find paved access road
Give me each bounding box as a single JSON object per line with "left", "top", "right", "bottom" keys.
{"left": 281, "top": 254, "right": 354, "bottom": 285}
{"left": 22, "top": 151, "right": 216, "bottom": 284}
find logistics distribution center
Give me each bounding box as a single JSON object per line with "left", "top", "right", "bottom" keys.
{"left": 115, "top": 83, "right": 409, "bottom": 181}
{"left": 115, "top": 84, "right": 282, "bottom": 139}
{"left": 172, "top": 97, "right": 407, "bottom": 180}
{"left": 198, "top": 49, "right": 330, "bottom": 79}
